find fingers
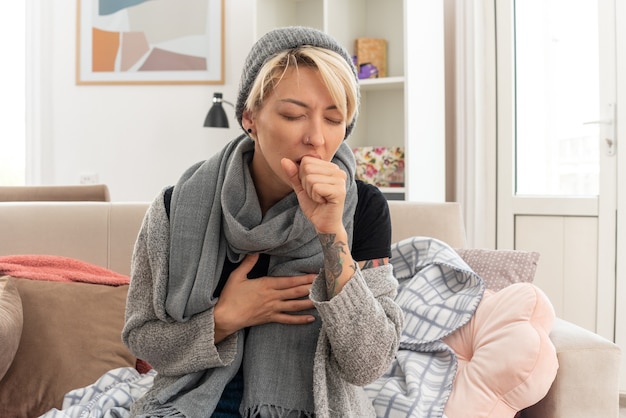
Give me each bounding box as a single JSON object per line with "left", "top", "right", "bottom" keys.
{"left": 232, "top": 253, "right": 260, "bottom": 281}
{"left": 273, "top": 283, "right": 313, "bottom": 303}
{"left": 281, "top": 158, "right": 303, "bottom": 193}
{"left": 241, "top": 277, "right": 315, "bottom": 327}
{"left": 265, "top": 276, "right": 316, "bottom": 324}
{"left": 261, "top": 275, "right": 314, "bottom": 307}
{"left": 299, "top": 158, "right": 347, "bottom": 204}
{"left": 272, "top": 273, "right": 316, "bottom": 290}
{"left": 272, "top": 312, "right": 316, "bottom": 325}
{"left": 269, "top": 297, "right": 315, "bottom": 325}
{"left": 281, "top": 157, "right": 346, "bottom": 198}
{"left": 279, "top": 299, "right": 315, "bottom": 314}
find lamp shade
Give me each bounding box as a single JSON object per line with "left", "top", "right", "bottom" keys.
{"left": 204, "top": 92, "right": 230, "bottom": 128}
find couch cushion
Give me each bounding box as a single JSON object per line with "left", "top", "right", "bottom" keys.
{"left": 456, "top": 248, "right": 540, "bottom": 291}
{"left": 0, "top": 276, "right": 22, "bottom": 381}
{"left": 443, "top": 283, "right": 558, "bottom": 417}
{"left": 0, "top": 278, "right": 136, "bottom": 418}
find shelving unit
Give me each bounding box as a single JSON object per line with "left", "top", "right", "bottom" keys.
{"left": 254, "top": 0, "right": 447, "bottom": 201}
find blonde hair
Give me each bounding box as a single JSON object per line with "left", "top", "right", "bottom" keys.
{"left": 244, "top": 46, "right": 358, "bottom": 127}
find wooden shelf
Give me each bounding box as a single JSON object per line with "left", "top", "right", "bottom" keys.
{"left": 379, "top": 186, "right": 405, "bottom": 194}
{"left": 359, "top": 76, "right": 404, "bottom": 91}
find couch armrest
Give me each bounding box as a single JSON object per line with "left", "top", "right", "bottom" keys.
{"left": 522, "top": 317, "right": 621, "bottom": 418}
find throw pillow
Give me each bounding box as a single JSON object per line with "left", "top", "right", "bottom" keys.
{"left": 443, "top": 283, "right": 558, "bottom": 416}
{"left": 0, "top": 278, "right": 136, "bottom": 418}
{"left": 0, "top": 276, "right": 23, "bottom": 381}
{"left": 455, "top": 248, "right": 540, "bottom": 291}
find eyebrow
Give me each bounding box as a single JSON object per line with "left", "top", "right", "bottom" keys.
{"left": 280, "top": 98, "right": 339, "bottom": 111}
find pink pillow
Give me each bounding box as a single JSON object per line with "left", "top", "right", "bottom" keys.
{"left": 443, "top": 283, "right": 558, "bottom": 417}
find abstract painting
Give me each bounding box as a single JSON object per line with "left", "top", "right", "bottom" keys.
{"left": 76, "top": 0, "right": 223, "bottom": 84}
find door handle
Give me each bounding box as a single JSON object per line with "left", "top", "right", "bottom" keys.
{"left": 583, "top": 119, "right": 612, "bottom": 125}
{"left": 583, "top": 103, "right": 616, "bottom": 156}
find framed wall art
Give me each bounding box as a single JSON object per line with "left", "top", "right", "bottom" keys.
{"left": 76, "top": 0, "right": 224, "bottom": 85}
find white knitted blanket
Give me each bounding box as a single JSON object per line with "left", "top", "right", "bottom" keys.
{"left": 365, "top": 236, "right": 485, "bottom": 418}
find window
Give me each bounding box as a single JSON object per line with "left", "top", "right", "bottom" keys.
{"left": 514, "top": 0, "right": 600, "bottom": 196}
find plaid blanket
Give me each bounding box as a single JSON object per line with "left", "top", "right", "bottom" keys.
{"left": 365, "top": 236, "right": 485, "bottom": 418}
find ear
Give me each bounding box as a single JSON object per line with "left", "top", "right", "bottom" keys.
{"left": 242, "top": 109, "right": 255, "bottom": 131}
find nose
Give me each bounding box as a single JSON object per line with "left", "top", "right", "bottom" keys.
{"left": 304, "top": 118, "right": 326, "bottom": 146}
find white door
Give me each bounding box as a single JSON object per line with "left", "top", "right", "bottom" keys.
{"left": 495, "top": 0, "right": 619, "bottom": 345}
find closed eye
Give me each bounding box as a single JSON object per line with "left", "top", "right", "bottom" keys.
{"left": 281, "top": 113, "right": 304, "bottom": 121}
{"left": 326, "top": 117, "right": 343, "bottom": 125}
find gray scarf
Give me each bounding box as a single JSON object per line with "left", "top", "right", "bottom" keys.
{"left": 163, "top": 135, "right": 357, "bottom": 417}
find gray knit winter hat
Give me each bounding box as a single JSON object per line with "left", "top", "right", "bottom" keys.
{"left": 235, "top": 26, "right": 360, "bottom": 139}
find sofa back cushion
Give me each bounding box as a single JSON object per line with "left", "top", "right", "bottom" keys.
{"left": 0, "top": 184, "right": 111, "bottom": 202}
{"left": 0, "top": 201, "right": 466, "bottom": 277}
{"left": 387, "top": 201, "right": 466, "bottom": 247}
{"left": 0, "top": 202, "right": 148, "bottom": 276}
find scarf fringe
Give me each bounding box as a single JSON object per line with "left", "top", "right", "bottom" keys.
{"left": 136, "top": 404, "right": 185, "bottom": 417}
{"left": 242, "top": 404, "right": 315, "bottom": 418}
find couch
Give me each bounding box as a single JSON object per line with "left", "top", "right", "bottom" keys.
{"left": 0, "top": 200, "right": 621, "bottom": 417}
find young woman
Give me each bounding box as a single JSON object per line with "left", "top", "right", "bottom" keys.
{"left": 122, "top": 26, "right": 403, "bottom": 418}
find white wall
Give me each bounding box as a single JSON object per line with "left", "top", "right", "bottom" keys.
{"left": 33, "top": 1, "right": 253, "bottom": 201}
